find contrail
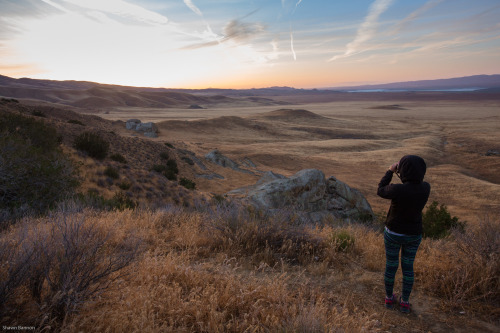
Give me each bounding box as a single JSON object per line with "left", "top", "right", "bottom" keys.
{"left": 329, "top": 0, "right": 394, "bottom": 61}
{"left": 391, "top": 0, "right": 443, "bottom": 35}
{"left": 183, "top": 0, "right": 203, "bottom": 17}
{"left": 290, "top": 26, "right": 297, "bottom": 60}
{"left": 41, "top": 0, "right": 70, "bottom": 13}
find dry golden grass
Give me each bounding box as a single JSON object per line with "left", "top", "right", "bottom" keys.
{"left": 135, "top": 99, "right": 500, "bottom": 223}
{"left": 2, "top": 205, "right": 498, "bottom": 332}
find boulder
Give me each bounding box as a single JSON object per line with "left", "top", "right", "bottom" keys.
{"left": 227, "top": 169, "right": 374, "bottom": 222}
{"left": 205, "top": 149, "right": 239, "bottom": 169}
{"left": 126, "top": 119, "right": 158, "bottom": 137}
{"left": 204, "top": 150, "right": 254, "bottom": 174}
{"left": 136, "top": 122, "right": 157, "bottom": 133}
{"left": 126, "top": 119, "right": 141, "bottom": 130}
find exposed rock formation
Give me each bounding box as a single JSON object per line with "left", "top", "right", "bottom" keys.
{"left": 227, "top": 169, "right": 374, "bottom": 222}
{"left": 126, "top": 119, "right": 141, "bottom": 130}
{"left": 126, "top": 119, "right": 158, "bottom": 138}
{"left": 205, "top": 150, "right": 254, "bottom": 174}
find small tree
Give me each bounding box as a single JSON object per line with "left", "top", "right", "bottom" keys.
{"left": 422, "top": 201, "right": 465, "bottom": 239}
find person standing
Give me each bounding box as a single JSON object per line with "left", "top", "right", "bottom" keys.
{"left": 377, "top": 155, "right": 431, "bottom": 313}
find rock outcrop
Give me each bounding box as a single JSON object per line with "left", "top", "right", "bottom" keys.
{"left": 227, "top": 169, "right": 374, "bottom": 222}
{"left": 205, "top": 150, "right": 254, "bottom": 174}
{"left": 125, "top": 119, "right": 158, "bottom": 138}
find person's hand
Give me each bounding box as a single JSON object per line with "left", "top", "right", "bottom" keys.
{"left": 389, "top": 162, "right": 399, "bottom": 172}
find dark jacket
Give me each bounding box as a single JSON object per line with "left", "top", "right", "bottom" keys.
{"left": 377, "top": 155, "right": 431, "bottom": 235}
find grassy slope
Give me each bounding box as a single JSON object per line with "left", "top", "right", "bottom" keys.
{"left": 0, "top": 100, "right": 498, "bottom": 332}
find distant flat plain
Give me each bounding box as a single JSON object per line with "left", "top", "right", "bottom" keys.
{"left": 98, "top": 95, "right": 500, "bottom": 222}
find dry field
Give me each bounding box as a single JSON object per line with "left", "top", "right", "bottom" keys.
{"left": 101, "top": 97, "right": 500, "bottom": 223}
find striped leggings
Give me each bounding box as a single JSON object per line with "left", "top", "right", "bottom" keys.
{"left": 384, "top": 230, "right": 422, "bottom": 302}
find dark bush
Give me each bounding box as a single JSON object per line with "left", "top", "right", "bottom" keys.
{"left": 0, "top": 114, "right": 78, "bottom": 222}
{"left": 0, "top": 112, "right": 60, "bottom": 152}
{"left": 110, "top": 153, "right": 127, "bottom": 164}
{"left": 180, "top": 177, "right": 196, "bottom": 190}
{"left": 1, "top": 98, "right": 19, "bottom": 103}
{"left": 109, "top": 191, "right": 137, "bottom": 210}
{"left": 67, "top": 119, "right": 85, "bottom": 126}
{"left": 75, "top": 190, "right": 136, "bottom": 211}
{"left": 164, "top": 142, "right": 174, "bottom": 148}
{"left": 166, "top": 159, "right": 178, "bottom": 174}
{"left": 422, "top": 201, "right": 466, "bottom": 239}
{"left": 118, "top": 181, "right": 131, "bottom": 190}
{"left": 32, "top": 110, "right": 46, "bottom": 117}
{"left": 104, "top": 166, "right": 119, "bottom": 179}
{"left": 163, "top": 170, "right": 175, "bottom": 181}
{"left": 152, "top": 164, "right": 167, "bottom": 173}
{"left": 160, "top": 152, "right": 169, "bottom": 160}
{"left": 181, "top": 156, "right": 194, "bottom": 165}
{"left": 151, "top": 159, "right": 178, "bottom": 181}
{"left": 73, "top": 132, "right": 109, "bottom": 160}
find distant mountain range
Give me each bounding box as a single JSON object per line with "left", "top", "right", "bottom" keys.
{"left": 1, "top": 74, "right": 499, "bottom": 108}
{"left": 328, "top": 74, "right": 500, "bottom": 91}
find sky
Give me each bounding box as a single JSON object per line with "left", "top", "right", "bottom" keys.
{"left": 0, "top": 0, "right": 499, "bottom": 89}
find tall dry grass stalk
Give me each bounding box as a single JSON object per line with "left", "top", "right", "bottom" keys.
{"left": 415, "top": 215, "right": 499, "bottom": 313}
{"left": 1, "top": 204, "right": 498, "bottom": 331}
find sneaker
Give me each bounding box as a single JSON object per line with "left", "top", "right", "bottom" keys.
{"left": 399, "top": 297, "right": 411, "bottom": 314}
{"left": 385, "top": 294, "right": 398, "bottom": 309}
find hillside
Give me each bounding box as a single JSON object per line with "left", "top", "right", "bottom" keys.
{"left": 329, "top": 74, "right": 500, "bottom": 91}
{"left": 0, "top": 75, "right": 289, "bottom": 109}
{"left": 0, "top": 99, "right": 498, "bottom": 332}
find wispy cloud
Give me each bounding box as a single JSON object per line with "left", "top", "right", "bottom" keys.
{"left": 40, "top": 0, "right": 70, "bottom": 14}
{"left": 183, "top": 0, "right": 202, "bottom": 17}
{"left": 181, "top": 19, "right": 265, "bottom": 49}
{"left": 329, "top": 0, "right": 395, "bottom": 61}
{"left": 46, "top": 0, "right": 169, "bottom": 25}
{"left": 391, "top": 0, "right": 443, "bottom": 35}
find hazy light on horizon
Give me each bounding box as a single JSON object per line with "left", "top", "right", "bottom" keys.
{"left": 0, "top": 0, "right": 499, "bottom": 88}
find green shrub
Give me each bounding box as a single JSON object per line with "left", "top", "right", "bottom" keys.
{"left": 109, "top": 191, "right": 137, "bottom": 210}
{"left": 32, "top": 110, "right": 46, "bottom": 117}
{"left": 166, "top": 159, "right": 178, "bottom": 174}
{"left": 0, "top": 114, "right": 78, "bottom": 221}
{"left": 329, "top": 230, "right": 355, "bottom": 252}
{"left": 110, "top": 153, "right": 127, "bottom": 164}
{"left": 164, "top": 142, "right": 174, "bottom": 148}
{"left": 67, "top": 119, "right": 85, "bottom": 126}
{"left": 152, "top": 164, "right": 167, "bottom": 173}
{"left": 422, "top": 201, "right": 466, "bottom": 239}
{"left": 75, "top": 190, "right": 136, "bottom": 211}
{"left": 151, "top": 159, "right": 179, "bottom": 181}
{"left": 180, "top": 177, "right": 196, "bottom": 190}
{"left": 104, "top": 166, "right": 119, "bottom": 179}
{"left": 73, "top": 132, "right": 109, "bottom": 160}
{"left": 164, "top": 170, "right": 177, "bottom": 181}
{"left": 0, "top": 112, "right": 60, "bottom": 152}
{"left": 160, "top": 152, "right": 169, "bottom": 160}
{"left": 118, "top": 181, "right": 131, "bottom": 190}
{"left": 1, "top": 98, "right": 19, "bottom": 103}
